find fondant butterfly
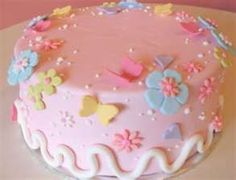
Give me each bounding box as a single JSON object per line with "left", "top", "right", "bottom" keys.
{"left": 154, "top": 3, "right": 173, "bottom": 16}
{"left": 79, "top": 96, "right": 119, "bottom": 126}
{"left": 104, "top": 57, "right": 144, "bottom": 87}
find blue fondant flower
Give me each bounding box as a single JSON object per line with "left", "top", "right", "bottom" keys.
{"left": 118, "top": 0, "right": 144, "bottom": 9}
{"left": 27, "top": 15, "right": 48, "bottom": 28}
{"left": 144, "top": 69, "right": 189, "bottom": 115}
{"left": 7, "top": 50, "right": 39, "bottom": 86}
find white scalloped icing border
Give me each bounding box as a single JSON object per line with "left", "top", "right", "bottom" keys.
{"left": 15, "top": 99, "right": 215, "bottom": 179}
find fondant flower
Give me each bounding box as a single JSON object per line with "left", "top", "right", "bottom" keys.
{"left": 59, "top": 111, "right": 75, "bottom": 128}
{"left": 183, "top": 61, "right": 204, "bottom": 73}
{"left": 118, "top": 0, "right": 144, "bottom": 9}
{"left": 51, "top": 5, "right": 72, "bottom": 17}
{"left": 37, "top": 69, "right": 62, "bottom": 95}
{"left": 113, "top": 129, "right": 143, "bottom": 153}
{"left": 34, "top": 39, "right": 64, "bottom": 51}
{"left": 7, "top": 50, "right": 39, "bottom": 86}
{"left": 210, "top": 114, "right": 223, "bottom": 132}
{"left": 145, "top": 69, "right": 189, "bottom": 115}
{"left": 198, "top": 77, "right": 215, "bottom": 103}
{"left": 28, "top": 84, "right": 45, "bottom": 110}
{"left": 154, "top": 3, "right": 173, "bottom": 16}
{"left": 27, "top": 15, "right": 48, "bottom": 28}
{"left": 214, "top": 47, "right": 232, "bottom": 68}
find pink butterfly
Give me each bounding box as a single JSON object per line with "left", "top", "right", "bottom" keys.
{"left": 31, "top": 20, "right": 51, "bottom": 32}
{"left": 104, "top": 57, "right": 144, "bottom": 87}
{"left": 180, "top": 22, "right": 203, "bottom": 35}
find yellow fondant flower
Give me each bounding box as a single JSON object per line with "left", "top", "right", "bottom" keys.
{"left": 37, "top": 69, "right": 62, "bottom": 95}
{"left": 102, "top": 2, "right": 117, "bottom": 8}
{"left": 214, "top": 47, "right": 232, "bottom": 68}
{"left": 28, "top": 84, "right": 45, "bottom": 110}
{"left": 154, "top": 3, "right": 173, "bottom": 16}
{"left": 51, "top": 5, "right": 72, "bottom": 17}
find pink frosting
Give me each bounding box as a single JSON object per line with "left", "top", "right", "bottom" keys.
{"left": 15, "top": 5, "right": 225, "bottom": 175}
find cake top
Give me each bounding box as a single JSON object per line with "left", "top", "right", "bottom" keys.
{"left": 8, "top": 1, "right": 235, "bottom": 115}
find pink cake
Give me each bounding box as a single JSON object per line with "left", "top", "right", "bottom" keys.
{"left": 8, "top": 2, "right": 235, "bottom": 179}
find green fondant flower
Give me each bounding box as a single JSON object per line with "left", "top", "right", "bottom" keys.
{"left": 37, "top": 69, "right": 62, "bottom": 95}
{"left": 28, "top": 84, "right": 45, "bottom": 110}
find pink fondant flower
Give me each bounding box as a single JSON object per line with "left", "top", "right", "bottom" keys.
{"left": 183, "top": 61, "right": 204, "bottom": 74}
{"left": 160, "top": 77, "right": 180, "bottom": 97}
{"left": 198, "top": 77, "right": 215, "bottom": 103}
{"left": 34, "top": 39, "right": 63, "bottom": 51}
{"left": 113, "top": 129, "right": 143, "bottom": 153}
{"left": 211, "top": 114, "right": 223, "bottom": 132}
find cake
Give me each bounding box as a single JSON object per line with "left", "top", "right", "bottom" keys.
{"left": 8, "top": 1, "right": 235, "bottom": 179}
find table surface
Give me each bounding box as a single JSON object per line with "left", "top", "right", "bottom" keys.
{"left": 0, "top": 4, "right": 236, "bottom": 180}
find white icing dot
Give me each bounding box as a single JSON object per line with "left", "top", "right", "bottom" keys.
{"left": 138, "top": 113, "right": 144, "bottom": 117}
{"left": 187, "top": 75, "right": 192, "bottom": 80}
{"left": 198, "top": 112, "right": 206, "bottom": 121}
{"left": 125, "top": 98, "right": 130, "bottom": 102}
{"left": 203, "top": 40, "right": 210, "bottom": 46}
{"left": 184, "top": 107, "right": 191, "bottom": 115}
{"left": 129, "top": 48, "right": 134, "bottom": 52}
{"left": 35, "top": 36, "right": 43, "bottom": 42}
{"left": 58, "top": 27, "right": 62, "bottom": 30}
{"left": 102, "top": 133, "right": 109, "bottom": 137}
{"left": 175, "top": 144, "right": 180, "bottom": 149}
{"left": 208, "top": 50, "right": 212, "bottom": 54}
{"left": 91, "top": 11, "right": 96, "bottom": 16}
{"left": 204, "top": 60, "right": 209, "bottom": 64}
{"left": 167, "top": 148, "right": 172, "bottom": 152}
{"left": 197, "top": 53, "right": 204, "bottom": 59}
{"left": 85, "top": 84, "right": 91, "bottom": 89}
{"left": 98, "top": 12, "right": 103, "bottom": 16}
{"left": 95, "top": 73, "right": 101, "bottom": 78}
{"left": 73, "top": 24, "right": 78, "bottom": 28}
{"left": 184, "top": 38, "right": 189, "bottom": 45}
{"left": 70, "top": 13, "right": 75, "bottom": 18}
{"left": 144, "top": 9, "right": 148, "bottom": 13}
{"left": 63, "top": 24, "right": 69, "bottom": 30}
{"left": 67, "top": 62, "right": 72, "bottom": 66}
{"left": 113, "top": 87, "right": 118, "bottom": 91}
{"left": 147, "top": 109, "right": 155, "bottom": 116}
{"left": 73, "top": 49, "right": 78, "bottom": 54}
{"left": 146, "top": 6, "right": 151, "bottom": 9}
{"left": 138, "top": 81, "right": 143, "bottom": 86}
{"left": 151, "top": 117, "right": 157, "bottom": 121}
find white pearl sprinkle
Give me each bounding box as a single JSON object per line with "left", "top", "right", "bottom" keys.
{"left": 67, "top": 62, "right": 72, "bottom": 66}
{"left": 113, "top": 87, "right": 118, "bottom": 91}
{"left": 70, "top": 13, "right": 75, "bottom": 18}
{"left": 35, "top": 36, "right": 43, "bottom": 42}
{"left": 73, "top": 49, "right": 78, "bottom": 54}
{"left": 151, "top": 117, "right": 157, "bottom": 121}
{"left": 197, "top": 53, "right": 204, "bottom": 59}
{"left": 185, "top": 38, "right": 189, "bottom": 45}
{"left": 125, "top": 98, "right": 130, "bottom": 102}
{"left": 167, "top": 148, "right": 172, "bottom": 152}
{"left": 184, "top": 107, "right": 191, "bottom": 115}
{"left": 73, "top": 24, "right": 77, "bottom": 28}
{"left": 175, "top": 145, "right": 180, "bottom": 149}
{"left": 63, "top": 24, "right": 68, "bottom": 30}
{"left": 85, "top": 84, "right": 91, "bottom": 89}
{"left": 138, "top": 113, "right": 144, "bottom": 117}
{"left": 98, "top": 12, "right": 103, "bottom": 16}
{"left": 138, "top": 81, "right": 143, "bottom": 86}
{"left": 56, "top": 57, "right": 64, "bottom": 64}
{"left": 198, "top": 112, "right": 206, "bottom": 121}
{"left": 203, "top": 40, "right": 209, "bottom": 46}
{"left": 129, "top": 48, "right": 134, "bottom": 52}
{"left": 147, "top": 109, "right": 155, "bottom": 116}
{"left": 95, "top": 73, "right": 101, "bottom": 78}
